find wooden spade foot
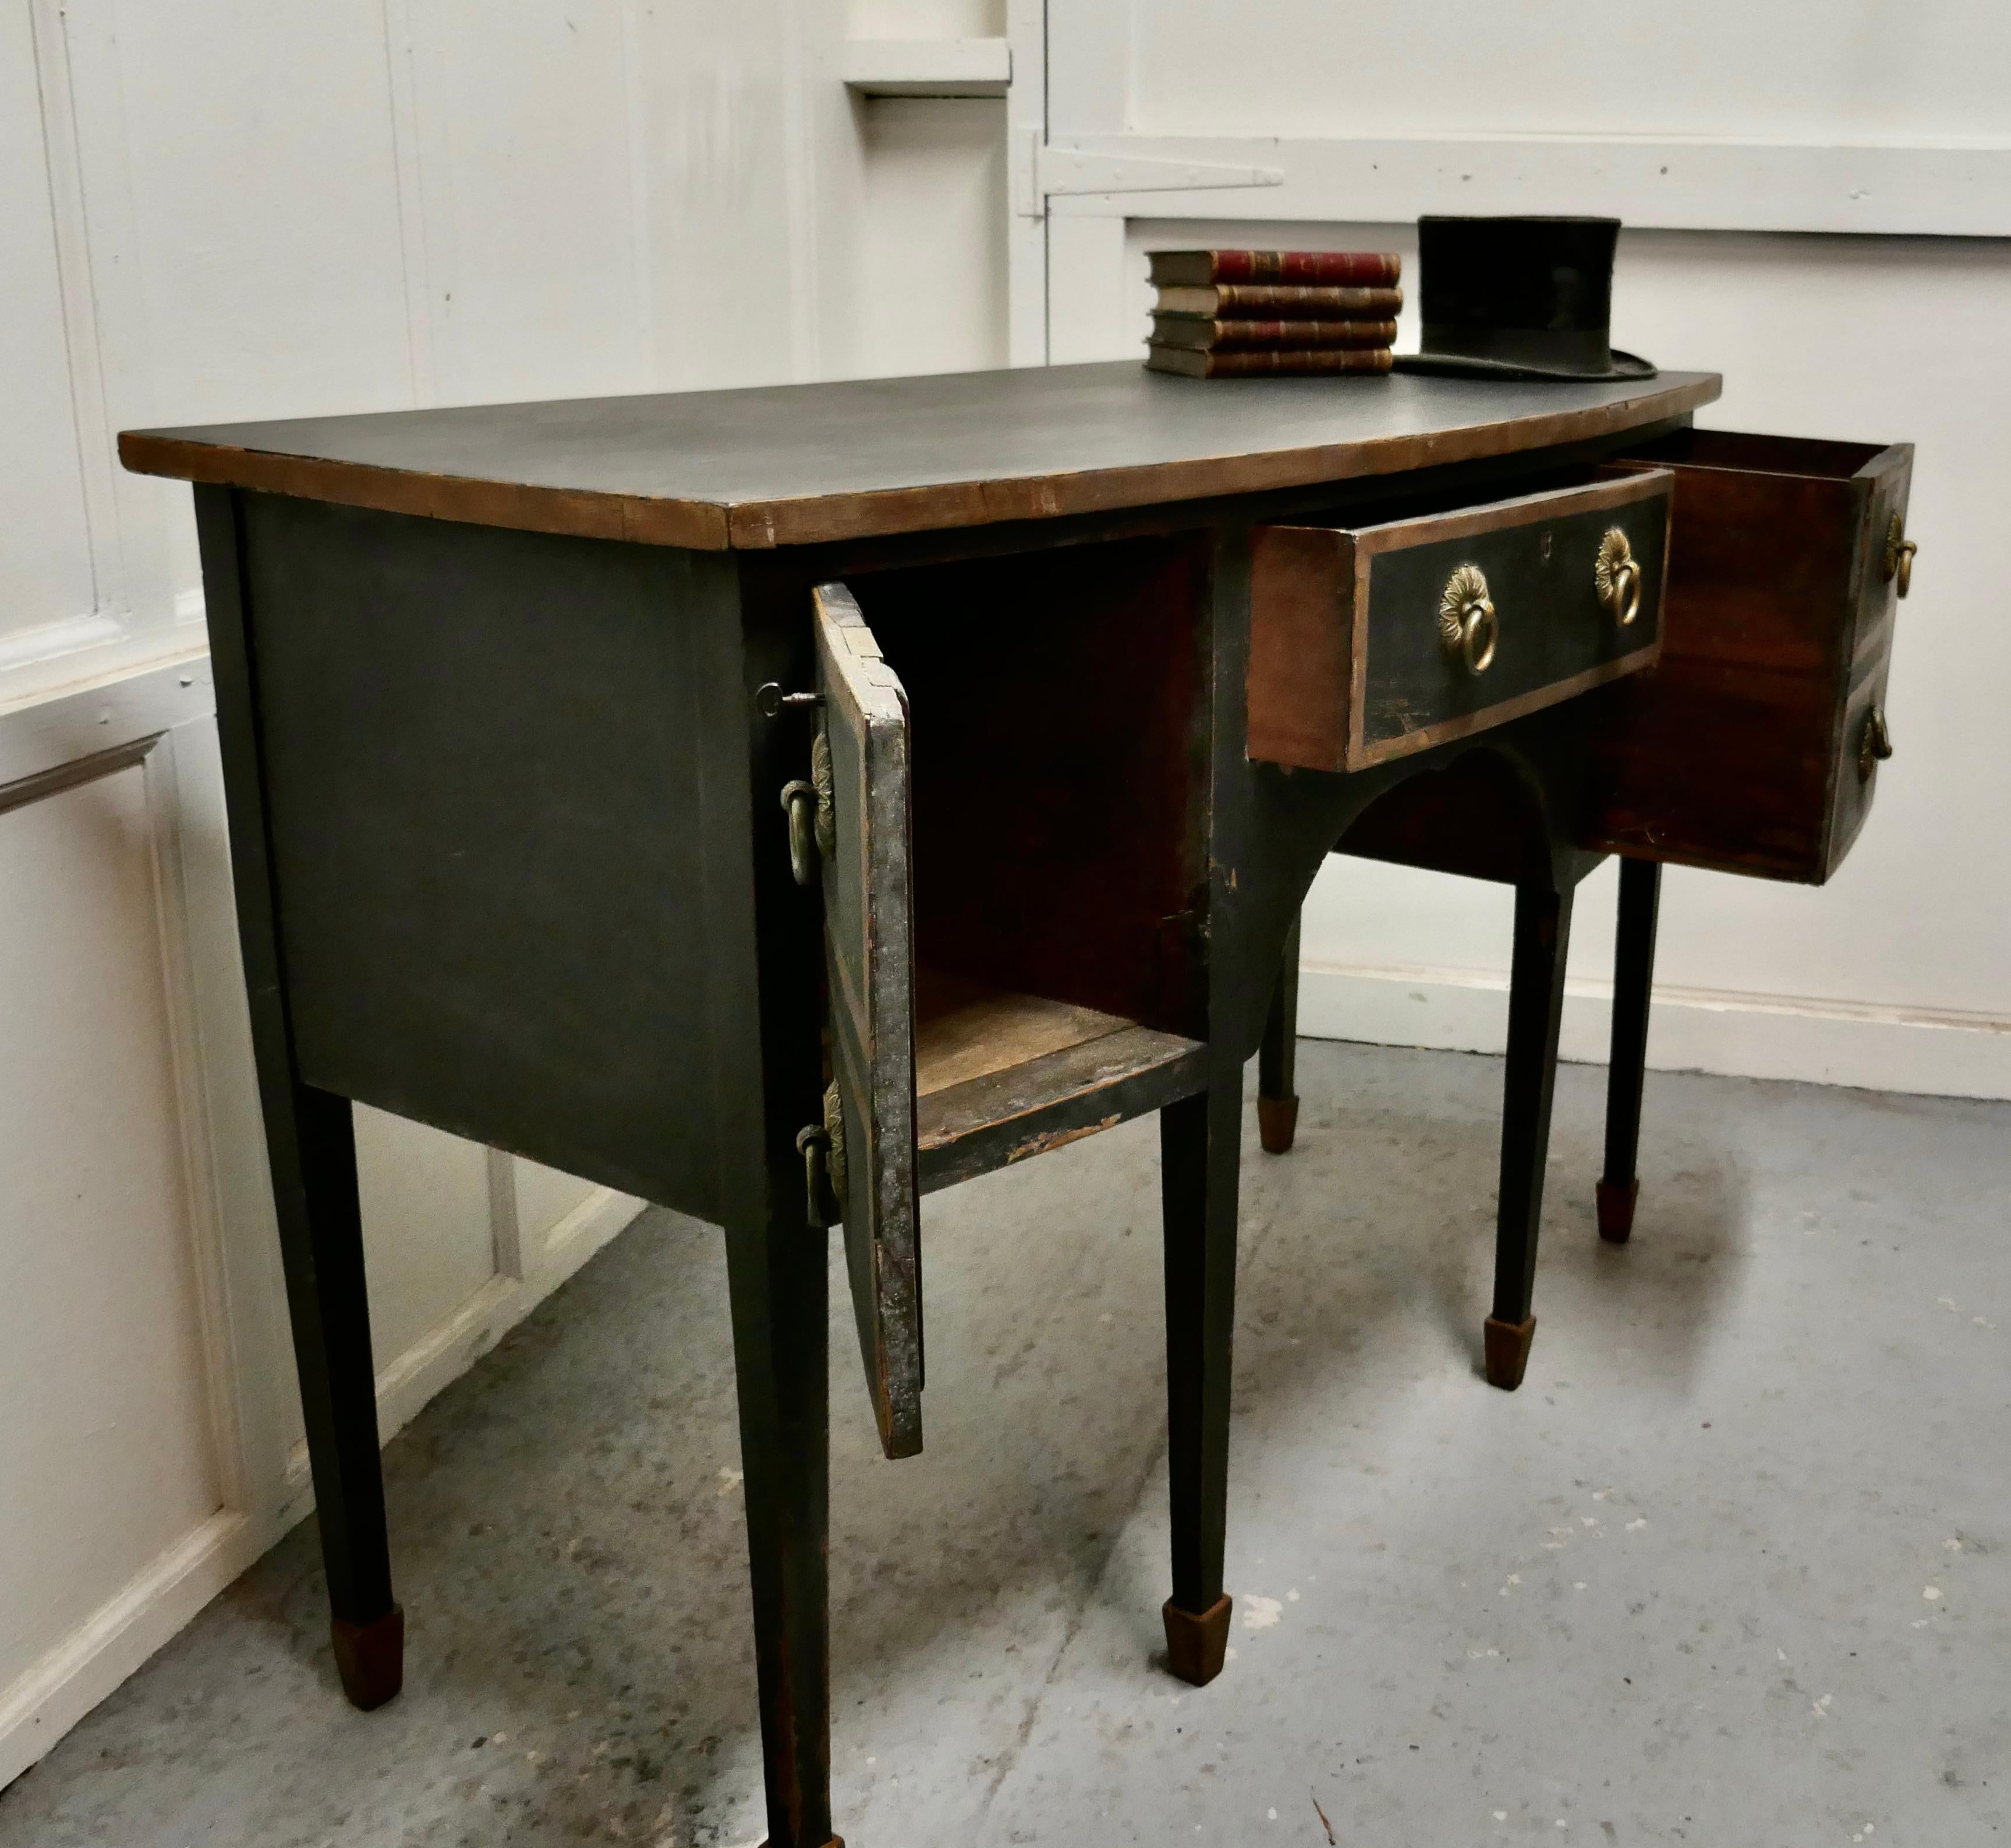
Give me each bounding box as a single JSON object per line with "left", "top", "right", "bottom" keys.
{"left": 331, "top": 1606, "right": 405, "bottom": 1711}
{"left": 1162, "top": 1593, "right": 1233, "bottom": 1686}
{"left": 1483, "top": 1315, "right": 1537, "bottom": 1392}
{"left": 1256, "top": 1095, "right": 1298, "bottom": 1155}
{"left": 1596, "top": 1178, "right": 1639, "bottom": 1244}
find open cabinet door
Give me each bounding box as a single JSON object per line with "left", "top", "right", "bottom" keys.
{"left": 812, "top": 582, "right": 923, "bottom": 1459}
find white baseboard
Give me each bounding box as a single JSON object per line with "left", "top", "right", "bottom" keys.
{"left": 282, "top": 1185, "right": 645, "bottom": 1499}
{"left": 0, "top": 1189, "right": 648, "bottom": 1796}
{"left": 0, "top": 1509, "right": 275, "bottom": 1793}
{"left": 1298, "top": 960, "right": 2011, "bottom": 1102}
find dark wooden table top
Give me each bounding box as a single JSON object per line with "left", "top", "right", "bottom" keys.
{"left": 122, "top": 361, "right": 1719, "bottom": 552}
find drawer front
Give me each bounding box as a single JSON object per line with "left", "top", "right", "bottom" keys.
{"left": 1585, "top": 429, "right": 1915, "bottom": 883}
{"left": 1249, "top": 471, "right": 1672, "bottom": 773}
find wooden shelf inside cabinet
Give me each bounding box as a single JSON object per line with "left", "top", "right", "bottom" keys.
{"left": 912, "top": 973, "right": 1204, "bottom": 1195}
{"left": 841, "top": 38, "right": 1011, "bottom": 98}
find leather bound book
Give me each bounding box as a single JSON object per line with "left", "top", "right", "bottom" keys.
{"left": 1145, "top": 344, "right": 1394, "bottom": 378}
{"left": 1148, "top": 250, "right": 1401, "bottom": 288}
{"left": 1150, "top": 315, "right": 1399, "bottom": 352}
{"left": 1155, "top": 284, "right": 1403, "bottom": 318}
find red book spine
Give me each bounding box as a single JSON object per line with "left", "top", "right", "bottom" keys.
{"left": 1196, "top": 347, "right": 1393, "bottom": 376}
{"left": 1201, "top": 284, "right": 1403, "bottom": 317}
{"left": 1213, "top": 251, "right": 1401, "bottom": 286}
{"left": 1145, "top": 345, "right": 1394, "bottom": 378}
{"left": 1186, "top": 318, "right": 1397, "bottom": 351}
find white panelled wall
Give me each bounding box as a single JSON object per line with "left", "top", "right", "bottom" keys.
{"left": 5, "top": 0, "right": 2005, "bottom": 1796}
{"left": 1, "top": 0, "right": 1007, "bottom": 1790}
{"left": 1031, "top": 1, "right": 2010, "bottom": 1100}
{"left": 0, "top": 670, "right": 647, "bottom": 1785}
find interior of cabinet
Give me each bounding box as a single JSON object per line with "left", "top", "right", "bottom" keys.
{"left": 849, "top": 533, "right": 1213, "bottom": 1180}
{"left": 913, "top": 971, "right": 1139, "bottom": 1095}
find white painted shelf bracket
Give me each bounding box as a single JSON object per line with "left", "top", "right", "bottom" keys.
{"left": 1013, "top": 128, "right": 1285, "bottom": 217}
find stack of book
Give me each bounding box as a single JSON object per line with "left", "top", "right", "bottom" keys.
{"left": 1143, "top": 249, "right": 1401, "bottom": 378}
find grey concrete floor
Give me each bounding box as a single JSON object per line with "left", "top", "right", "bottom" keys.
{"left": 4, "top": 1041, "right": 2008, "bottom": 1847}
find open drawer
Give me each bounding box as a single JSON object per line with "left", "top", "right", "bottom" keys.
{"left": 1247, "top": 470, "right": 1673, "bottom": 773}
{"left": 1582, "top": 429, "right": 1917, "bottom": 882}
{"left": 802, "top": 545, "right": 1212, "bottom": 1460}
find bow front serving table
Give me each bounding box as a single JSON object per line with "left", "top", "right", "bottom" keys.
{"left": 123, "top": 360, "right": 1911, "bottom": 1847}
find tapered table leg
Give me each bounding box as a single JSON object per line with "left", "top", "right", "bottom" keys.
{"left": 1598, "top": 856, "right": 1661, "bottom": 1245}
{"left": 1486, "top": 882, "right": 1575, "bottom": 1392}
{"left": 1257, "top": 915, "right": 1301, "bottom": 1155}
{"left": 1160, "top": 1073, "right": 1244, "bottom": 1684}
{"left": 271, "top": 1084, "right": 403, "bottom": 1708}
{"left": 196, "top": 485, "right": 401, "bottom": 1710}
{"left": 727, "top": 1201, "right": 840, "bottom": 1848}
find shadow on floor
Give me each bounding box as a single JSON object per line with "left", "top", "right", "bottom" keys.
{"left": 8, "top": 1040, "right": 1983, "bottom": 1848}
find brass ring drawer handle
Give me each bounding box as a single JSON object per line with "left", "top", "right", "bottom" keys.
{"left": 1885, "top": 514, "right": 1918, "bottom": 598}
{"left": 1439, "top": 563, "right": 1497, "bottom": 675}
{"left": 1858, "top": 704, "right": 1893, "bottom": 783}
{"left": 1595, "top": 526, "right": 1643, "bottom": 626}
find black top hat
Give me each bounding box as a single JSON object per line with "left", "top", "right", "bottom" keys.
{"left": 1393, "top": 215, "right": 1655, "bottom": 383}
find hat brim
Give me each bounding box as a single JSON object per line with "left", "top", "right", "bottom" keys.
{"left": 1393, "top": 348, "right": 1658, "bottom": 383}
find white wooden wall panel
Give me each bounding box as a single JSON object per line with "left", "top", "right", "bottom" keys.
{"left": 1020, "top": 5, "right": 2011, "bottom": 1101}
{"left": 513, "top": 1160, "right": 606, "bottom": 1259}
{"left": 13, "top": 0, "right": 424, "bottom": 692}
{"left": 854, "top": 100, "right": 1008, "bottom": 377}
{"left": 0, "top": 3, "right": 97, "bottom": 658}
{"left": 0, "top": 0, "right": 890, "bottom": 1782}
{"left": 1125, "top": 1, "right": 2011, "bottom": 143}
{"left": 403, "top": 0, "right": 651, "bottom": 404}
{"left": 0, "top": 664, "right": 653, "bottom": 1789}
{"left": 1000, "top": 0, "right": 1046, "bottom": 365}
{"left": 105, "top": 2, "right": 416, "bottom": 422}
{"left": 1042, "top": 6, "right": 2011, "bottom": 237}
{"left": 631, "top": 0, "right": 815, "bottom": 389}
{"left": 1, "top": 0, "right": 1011, "bottom": 1778}
{"left": 849, "top": 0, "right": 1003, "bottom": 34}
{"left": 353, "top": 1112, "right": 501, "bottom": 1380}
{"left": 0, "top": 761, "right": 226, "bottom": 1688}
{"left": 24, "top": 0, "right": 165, "bottom": 668}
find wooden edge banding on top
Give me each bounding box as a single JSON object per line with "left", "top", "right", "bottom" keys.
{"left": 732, "top": 382, "right": 1719, "bottom": 548}
{"left": 122, "top": 376, "right": 1718, "bottom": 553}
{"left": 117, "top": 432, "right": 735, "bottom": 551}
